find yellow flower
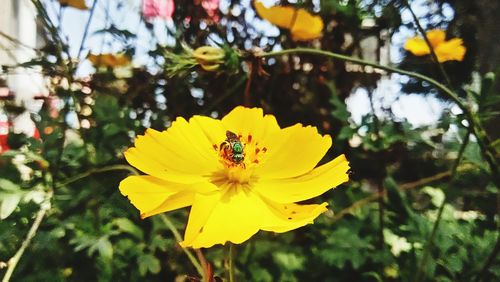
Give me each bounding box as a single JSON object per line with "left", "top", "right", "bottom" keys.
{"left": 192, "top": 46, "right": 225, "bottom": 72}
{"left": 254, "top": 1, "right": 324, "bottom": 41}
{"left": 88, "top": 53, "right": 131, "bottom": 68}
{"left": 120, "top": 107, "right": 350, "bottom": 248}
{"left": 59, "top": 0, "right": 88, "bottom": 10}
{"left": 404, "top": 29, "right": 466, "bottom": 62}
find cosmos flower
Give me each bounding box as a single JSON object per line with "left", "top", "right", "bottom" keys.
{"left": 142, "top": 0, "right": 175, "bottom": 21}
{"left": 254, "top": 1, "right": 324, "bottom": 41}
{"left": 58, "top": 0, "right": 88, "bottom": 10}
{"left": 120, "top": 106, "right": 350, "bottom": 248}
{"left": 87, "top": 53, "right": 131, "bottom": 68}
{"left": 404, "top": 29, "right": 466, "bottom": 62}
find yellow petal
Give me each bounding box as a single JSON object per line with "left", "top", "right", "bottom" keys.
{"left": 181, "top": 188, "right": 261, "bottom": 248}
{"left": 181, "top": 187, "right": 329, "bottom": 248}
{"left": 88, "top": 53, "right": 130, "bottom": 67}
{"left": 59, "top": 0, "right": 88, "bottom": 10}
{"left": 290, "top": 9, "right": 323, "bottom": 41}
{"left": 254, "top": 1, "right": 296, "bottom": 29}
{"left": 255, "top": 124, "right": 332, "bottom": 179}
{"left": 254, "top": 1, "right": 323, "bottom": 41}
{"left": 124, "top": 118, "right": 222, "bottom": 184}
{"left": 119, "top": 176, "right": 215, "bottom": 218}
{"left": 260, "top": 200, "right": 328, "bottom": 233}
{"left": 254, "top": 154, "right": 350, "bottom": 203}
{"left": 434, "top": 38, "right": 466, "bottom": 62}
{"left": 181, "top": 192, "right": 221, "bottom": 247}
{"left": 221, "top": 106, "right": 281, "bottom": 146}
{"left": 404, "top": 37, "right": 430, "bottom": 56}
{"left": 425, "top": 29, "right": 446, "bottom": 47}
{"left": 189, "top": 115, "right": 226, "bottom": 146}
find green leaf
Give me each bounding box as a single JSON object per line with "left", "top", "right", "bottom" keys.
{"left": 138, "top": 254, "right": 161, "bottom": 275}
{"left": 95, "top": 237, "right": 113, "bottom": 260}
{"left": 113, "top": 218, "right": 144, "bottom": 240}
{"left": 1, "top": 193, "right": 21, "bottom": 219}
{"left": 0, "top": 179, "right": 20, "bottom": 191}
{"left": 272, "top": 252, "right": 305, "bottom": 272}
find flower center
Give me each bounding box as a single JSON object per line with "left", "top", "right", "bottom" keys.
{"left": 210, "top": 130, "right": 267, "bottom": 185}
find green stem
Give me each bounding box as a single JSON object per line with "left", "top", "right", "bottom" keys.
{"left": 414, "top": 198, "right": 446, "bottom": 282}
{"left": 2, "top": 190, "right": 53, "bottom": 282}
{"left": 159, "top": 214, "right": 205, "bottom": 279}
{"left": 228, "top": 243, "right": 235, "bottom": 282}
{"left": 451, "top": 129, "right": 471, "bottom": 176}
{"left": 257, "top": 48, "right": 499, "bottom": 186}
{"left": 56, "top": 164, "right": 139, "bottom": 187}
{"left": 259, "top": 48, "right": 460, "bottom": 104}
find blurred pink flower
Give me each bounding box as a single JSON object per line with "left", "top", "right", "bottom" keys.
{"left": 142, "top": 0, "right": 175, "bottom": 20}
{"left": 200, "top": 0, "right": 220, "bottom": 22}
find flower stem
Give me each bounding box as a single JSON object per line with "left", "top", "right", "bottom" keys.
{"left": 228, "top": 243, "right": 235, "bottom": 282}
{"left": 56, "top": 164, "right": 140, "bottom": 187}
{"left": 413, "top": 197, "right": 446, "bottom": 282}
{"left": 159, "top": 214, "right": 205, "bottom": 279}
{"left": 257, "top": 48, "right": 499, "bottom": 187}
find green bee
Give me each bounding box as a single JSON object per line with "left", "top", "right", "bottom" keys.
{"left": 221, "top": 131, "right": 245, "bottom": 164}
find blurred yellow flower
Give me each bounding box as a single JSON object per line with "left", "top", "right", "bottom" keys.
{"left": 120, "top": 106, "right": 349, "bottom": 248}
{"left": 404, "top": 29, "right": 466, "bottom": 62}
{"left": 254, "top": 1, "right": 323, "bottom": 41}
{"left": 192, "top": 46, "right": 225, "bottom": 71}
{"left": 59, "top": 0, "right": 88, "bottom": 10}
{"left": 88, "top": 53, "right": 131, "bottom": 68}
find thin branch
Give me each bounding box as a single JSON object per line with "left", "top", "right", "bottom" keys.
{"left": 56, "top": 164, "right": 140, "bottom": 187}
{"left": 77, "top": 0, "right": 99, "bottom": 59}
{"left": 1, "top": 191, "right": 53, "bottom": 282}
{"left": 159, "top": 214, "right": 205, "bottom": 279}
{"left": 257, "top": 48, "right": 499, "bottom": 186}
{"left": 413, "top": 197, "right": 446, "bottom": 282}
{"left": 331, "top": 164, "right": 476, "bottom": 223}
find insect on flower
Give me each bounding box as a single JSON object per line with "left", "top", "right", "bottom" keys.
{"left": 119, "top": 106, "right": 350, "bottom": 248}
{"left": 219, "top": 130, "right": 245, "bottom": 166}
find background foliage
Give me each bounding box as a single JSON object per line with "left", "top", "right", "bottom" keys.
{"left": 1, "top": 0, "right": 499, "bottom": 281}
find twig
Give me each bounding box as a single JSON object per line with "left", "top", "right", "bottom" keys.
{"left": 56, "top": 164, "right": 140, "bottom": 187}
{"left": 414, "top": 127, "right": 471, "bottom": 282}
{"left": 413, "top": 197, "right": 446, "bottom": 282}
{"left": 159, "top": 214, "right": 205, "bottom": 279}
{"left": 451, "top": 129, "right": 471, "bottom": 176}
{"left": 195, "top": 249, "right": 209, "bottom": 280}
{"left": 77, "top": 0, "right": 99, "bottom": 60}
{"left": 1, "top": 191, "right": 53, "bottom": 282}
{"left": 331, "top": 164, "right": 476, "bottom": 223}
